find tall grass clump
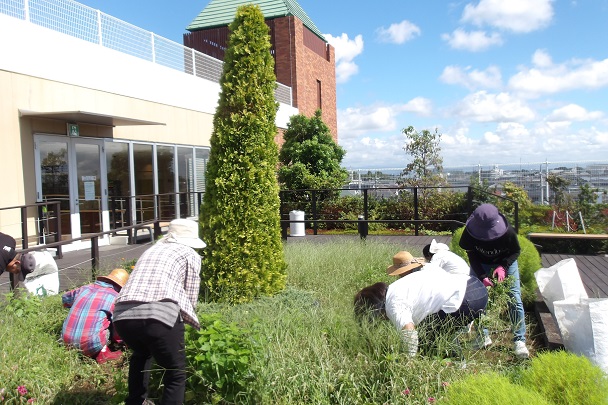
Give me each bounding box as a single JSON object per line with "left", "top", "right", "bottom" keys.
{"left": 519, "top": 350, "right": 608, "bottom": 405}
{"left": 1, "top": 293, "right": 116, "bottom": 404}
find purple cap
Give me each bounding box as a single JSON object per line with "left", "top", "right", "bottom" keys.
{"left": 466, "top": 204, "right": 508, "bottom": 241}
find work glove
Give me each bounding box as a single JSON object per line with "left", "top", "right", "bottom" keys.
{"left": 492, "top": 266, "right": 506, "bottom": 283}
{"left": 401, "top": 329, "right": 419, "bottom": 357}
{"left": 482, "top": 277, "right": 494, "bottom": 287}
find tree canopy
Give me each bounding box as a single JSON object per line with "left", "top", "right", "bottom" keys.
{"left": 278, "top": 110, "right": 348, "bottom": 193}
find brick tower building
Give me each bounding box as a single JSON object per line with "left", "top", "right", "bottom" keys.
{"left": 184, "top": 0, "right": 337, "bottom": 144}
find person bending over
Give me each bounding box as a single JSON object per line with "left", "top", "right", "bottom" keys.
{"left": 354, "top": 251, "right": 488, "bottom": 357}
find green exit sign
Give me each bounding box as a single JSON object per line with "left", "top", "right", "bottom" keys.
{"left": 67, "top": 123, "right": 79, "bottom": 137}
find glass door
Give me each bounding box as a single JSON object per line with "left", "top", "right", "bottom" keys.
{"left": 35, "top": 136, "right": 108, "bottom": 240}
{"left": 35, "top": 137, "right": 71, "bottom": 239}
{"left": 74, "top": 140, "right": 104, "bottom": 236}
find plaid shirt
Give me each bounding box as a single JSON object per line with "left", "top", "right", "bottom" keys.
{"left": 115, "top": 241, "right": 202, "bottom": 329}
{"left": 61, "top": 281, "right": 119, "bottom": 357}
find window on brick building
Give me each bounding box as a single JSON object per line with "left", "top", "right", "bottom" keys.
{"left": 317, "top": 80, "right": 322, "bottom": 110}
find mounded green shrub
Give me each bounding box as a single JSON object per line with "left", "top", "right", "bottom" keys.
{"left": 200, "top": 4, "right": 286, "bottom": 303}
{"left": 450, "top": 226, "right": 541, "bottom": 307}
{"left": 441, "top": 372, "right": 551, "bottom": 404}
{"left": 519, "top": 350, "right": 608, "bottom": 405}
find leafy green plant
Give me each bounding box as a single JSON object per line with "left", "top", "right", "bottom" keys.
{"left": 441, "top": 371, "right": 551, "bottom": 404}
{"left": 200, "top": 4, "right": 286, "bottom": 303}
{"left": 2, "top": 291, "right": 42, "bottom": 318}
{"left": 519, "top": 350, "right": 608, "bottom": 405}
{"left": 184, "top": 313, "right": 258, "bottom": 404}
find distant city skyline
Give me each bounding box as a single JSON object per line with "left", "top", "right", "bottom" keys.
{"left": 75, "top": 0, "right": 608, "bottom": 168}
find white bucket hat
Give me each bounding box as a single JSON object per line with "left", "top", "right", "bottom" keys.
{"left": 164, "top": 219, "right": 206, "bottom": 249}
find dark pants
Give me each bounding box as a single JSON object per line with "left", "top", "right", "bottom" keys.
{"left": 114, "top": 317, "right": 186, "bottom": 405}
{"left": 438, "top": 276, "right": 489, "bottom": 324}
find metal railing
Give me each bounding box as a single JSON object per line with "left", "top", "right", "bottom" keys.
{"left": 280, "top": 186, "right": 519, "bottom": 239}
{"left": 346, "top": 160, "right": 608, "bottom": 205}
{"left": 0, "top": 0, "right": 293, "bottom": 105}
{"left": 0, "top": 200, "right": 63, "bottom": 257}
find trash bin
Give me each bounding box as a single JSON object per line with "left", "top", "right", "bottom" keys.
{"left": 289, "top": 210, "right": 305, "bottom": 237}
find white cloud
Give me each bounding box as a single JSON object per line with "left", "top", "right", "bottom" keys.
{"left": 532, "top": 49, "right": 552, "bottom": 68}
{"left": 482, "top": 131, "right": 501, "bottom": 144}
{"left": 338, "top": 100, "right": 433, "bottom": 139}
{"left": 338, "top": 106, "right": 399, "bottom": 138}
{"left": 376, "top": 20, "right": 421, "bottom": 44}
{"left": 461, "top": 0, "right": 554, "bottom": 33}
{"left": 440, "top": 65, "right": 502, "bottom": 90}
{"left": 324, "top": 33, "right": 364, "bottom": 83}
{"left": 547, "top": 104, "right": 604, "bottom": 122}
{"left": 508, "top": 52, "right": 608, "bottom": 97}
{"left": 399, "top": 97, "right": 433, "bottom": 116}
{"left": 441, "top": 29, "right": 503, "bottom": 52}
{"left": 339, "top": 133, "right": 406, "bottom": 169}
{"left": 451, "top": 91, "right": 536, "bottom": 122}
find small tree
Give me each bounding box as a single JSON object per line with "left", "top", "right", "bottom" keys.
{"left": 278, "top": 110, "right": 348, "bottom": 194}
{"left": 399, "top": 126, "right": 447, "bottom": 188}
{"left": 399, "top": 126, "right": 448, "bottom": 219}
{"left": 200, "top": 5, "right": 286, "bottom": 303}
{"left": 498, "top": 181, "right": 532, "bottom": 225}
{"left": 546, "top": 173, "right": 571, "bottom": 207}
{"left": 577, "top": 183, "right": 598, "bottom": 222}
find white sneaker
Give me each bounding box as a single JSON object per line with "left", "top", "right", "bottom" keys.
{"left": 514, "top": 341, "right": 529, "bottom": 359}
{"left": 471, "top": 334, "right": 492, "bottom": 350}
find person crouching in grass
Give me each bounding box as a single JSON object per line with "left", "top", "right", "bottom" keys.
{"left": 354, "top": 251, "right": 488, "bottom": 357}
{"left": 61, "top": 268, "right": 130, "bottom": 363}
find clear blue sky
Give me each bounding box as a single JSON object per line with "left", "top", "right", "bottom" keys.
{"left": 76, "top": 0, "right": 608, "bottom": 169}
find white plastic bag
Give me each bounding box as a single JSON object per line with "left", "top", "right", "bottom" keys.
{"left": 553, "top": 298, "right": 608, "bottom": 373}
{"left": 534, "top": 258, "right": 588, "bottom": 314}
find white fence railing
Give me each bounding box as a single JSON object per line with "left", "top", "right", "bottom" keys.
{"left": 347, "top": 161, "right": 608, "bottom": 205}
{"left": 0, "top": 0, "right": 293, "bottom": 106}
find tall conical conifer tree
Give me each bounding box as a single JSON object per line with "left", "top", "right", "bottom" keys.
{"left": 200, "top": 5, "right": 286, "bottom": 303}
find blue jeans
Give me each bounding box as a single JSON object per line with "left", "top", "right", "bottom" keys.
{"left": 482, "top": 260, "right": 526, "bottom": 343}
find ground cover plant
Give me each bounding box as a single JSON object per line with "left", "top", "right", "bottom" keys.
{"left": 1, "top": 238, "right": 605, "bottom": 404}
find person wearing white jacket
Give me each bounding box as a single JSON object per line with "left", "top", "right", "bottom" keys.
{"left": 22, "top": 249, "right": 60, "bottom": 296}
{"left": 422, "top": 239, "right": 471, "bottom": 276}
{"left": 354, "top": 251, "right": 488, "bottom": 357}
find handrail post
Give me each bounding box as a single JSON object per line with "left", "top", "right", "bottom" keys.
{"left": 363, "top": 188, "right": 369, "bottom": 221}
{"left": 91, "top": 236, "right": 99, "bottom": 281}
{"left": 467, "top": 186, "right": 473, "bottom": 217}
{"left": 54, "top": 202, "right": 63, "bottom": 259}
{"left": 414, "top": 187, "right": 419, "bottom": 236}
{"left": 514, "top": 201, "right": 519, "bottom": 234}
{"left": 20, "top": 206, "right": 28, "bottom": 249}
{"left": 312, "top": 190, "right": 318, "bottom": 235}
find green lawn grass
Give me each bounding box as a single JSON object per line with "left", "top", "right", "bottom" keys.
{"left": 1, "top": 238, "right": 541, "bottom": 404}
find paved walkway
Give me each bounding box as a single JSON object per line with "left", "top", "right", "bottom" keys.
{"left": 0, "top": 241, "right": 153, "bottom": 294}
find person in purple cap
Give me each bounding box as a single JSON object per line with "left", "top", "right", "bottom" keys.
{"left": 458, "top": 203, "right": 529, "bottom": 359}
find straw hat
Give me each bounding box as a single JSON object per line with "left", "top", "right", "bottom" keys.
{"left": 97, "top": 268, "right": 130, "bottom": 288}
{"left": 386, "top": 251, "right": 426, "bottom": 277}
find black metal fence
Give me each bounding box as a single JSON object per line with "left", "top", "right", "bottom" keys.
{"left": 279, "top": 186, "right": 519, "bottom": 239}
